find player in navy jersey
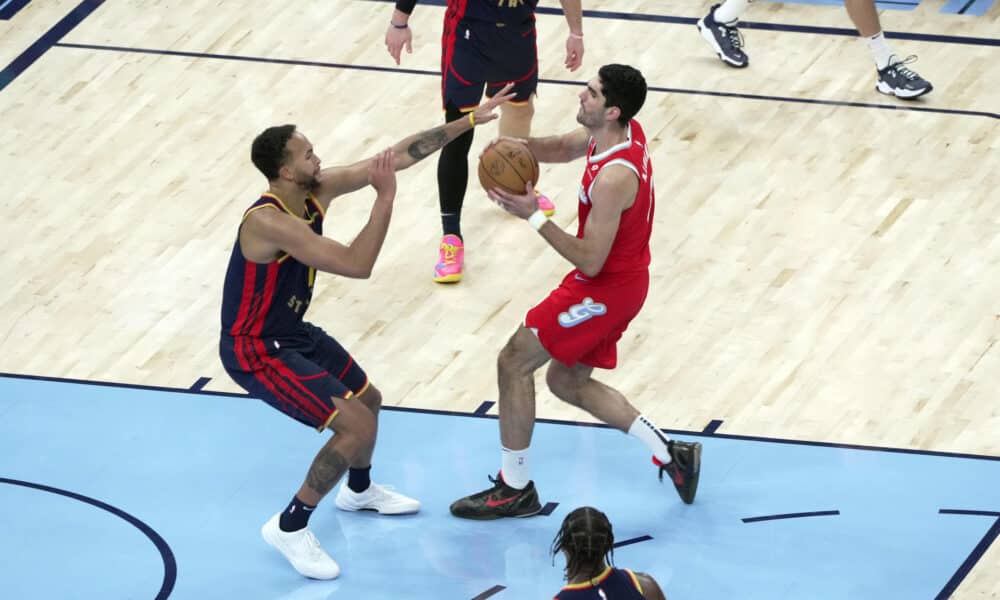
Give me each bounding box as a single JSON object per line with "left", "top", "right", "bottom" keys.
{"left": 450, "top": 65, "right": 702, "bottom": 520}
{"left": 551, "top": 507, "right": 667, "bottom": 600}
{"left": 220, "top": 88, "right": 513, "bottom": 579}
{"left": 383, "top": 0, "right": 583, "bottom": 283}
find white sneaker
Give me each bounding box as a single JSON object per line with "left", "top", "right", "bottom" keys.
{"left": 261, "top": 513, "right": 341, "bottom": 580}
{"left": 334, "top": 482, "right": 421, "bottom": 515}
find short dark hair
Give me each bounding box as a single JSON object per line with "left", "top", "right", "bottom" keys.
{"left": 251, "top": 124, "right": 297, "bottom": 180}
{"left": 598, "top": 64, "right": 647, "bottom": 126}
{"left": 550, "top": 506, "right": 615, "bottom": 582}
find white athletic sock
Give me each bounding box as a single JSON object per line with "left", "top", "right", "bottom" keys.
{"left": 501, "top": 446, "right": 531, "bottom": 490}
{"left": 866, "top": 31, "right": 895, "bottom": 70}
{"left": 628, "top": 415, "right": 672, "bottom": 464}
{"left": 714, "top": 0, "right": 752, "bottom": 25}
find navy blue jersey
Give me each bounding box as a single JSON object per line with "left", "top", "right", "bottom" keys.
{"left": 220, "top": 193, "right": 324, "bottom": 349}
{"left": 447, "top": 0, "right": 537, "bottom": 25}
{"left": 554, "top": 567, "right": 645, "bottom": 600}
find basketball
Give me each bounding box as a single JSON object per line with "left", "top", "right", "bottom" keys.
{"left": 478, "top": 139, "right": 539, "bottom": 195}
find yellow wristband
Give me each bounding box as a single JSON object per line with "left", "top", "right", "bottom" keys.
{"left": 468, "top": 112, "right": 476, "bottom": 127}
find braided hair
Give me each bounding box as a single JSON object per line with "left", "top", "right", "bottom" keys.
{"left": 551, "top": 506, "right": 615, "bottom": 582}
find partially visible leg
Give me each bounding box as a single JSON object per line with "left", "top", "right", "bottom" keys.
{"left": 546, "top": 360, "right": 702, "bottom": 504}
{"left": 697, "top": 0, "right": 751, "bottom": 68}
{"left": 498, "top": 99, "right": 534, "bottom": 139}
{"left": 334, "top": 384, "right": 421, "bottom": 515}
{"left": 262, "top": 396, "right": 376, "bottom": 580}
{"left": 846, "top": 0, "right": 932, "bottom": 98}
{"left": 450, "top": 326, "right": 549, "bottom": 519}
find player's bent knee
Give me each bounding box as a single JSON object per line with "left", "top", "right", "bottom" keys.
{"left": 358, "top": 384, "right": 382, "bottom": 414}
{"left": 545, "top": 364, "right": 582, "bottom": 405}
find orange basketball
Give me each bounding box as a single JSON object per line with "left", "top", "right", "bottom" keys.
{"left": 478, "top": 139, "right": 539, "bottom": 195}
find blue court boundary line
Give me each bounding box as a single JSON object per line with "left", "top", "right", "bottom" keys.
{"left": 47, "top": 42, "right": 1000, "bottom": 120}
{"left": 367, "top": 0, "right": 1000, "bottom": 46}
{"left": 4, "top": 370, "right": 1000, "bottom": 597}
{"left": 0, "top": 477, "right": 177, "bottom": 600}
{"left": 936, "top": 510, "right": 1000, "bottom": 599}
{"left": 742, "top": 509, "right": 840, "bottom": 523}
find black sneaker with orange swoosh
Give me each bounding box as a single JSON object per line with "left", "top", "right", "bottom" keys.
{"left": 450, "top": 473, "right": 542, "bottom": 520}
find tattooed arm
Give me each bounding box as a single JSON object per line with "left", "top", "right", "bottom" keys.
{"left": 314, "top": 84, "right": 515, "bottom": 207}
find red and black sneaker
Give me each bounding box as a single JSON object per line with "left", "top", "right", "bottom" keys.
{"left": 450, "top": 474, "right": 542, "bottom": 520}
{"left": 654, "top": 440, "right": 702, "bottom": 504}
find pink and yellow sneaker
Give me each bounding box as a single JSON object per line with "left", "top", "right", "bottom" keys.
{"left": 434, "top": 234, "right": 464, "bottom": 283}
{"left": 536, "top": 190, "right": 555, "bottom": 217}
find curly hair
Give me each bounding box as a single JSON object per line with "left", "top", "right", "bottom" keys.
{"left": 251, "top": 124, "right": 297, "bottom": 180}
{"left": 551, "top": 506, "right": 616, "bottom": 582}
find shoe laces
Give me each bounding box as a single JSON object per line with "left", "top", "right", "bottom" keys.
{"left": 887, "top": 55, "right": 921, "bottom": 80}
{"left": 721, "top": 24, "right": 744, "bottom": 51}
{"left": 301, "top": 529, "right": 327, "bottom": 559}
{"left": 440, "top": 243, "right": 460, "bottom": 265}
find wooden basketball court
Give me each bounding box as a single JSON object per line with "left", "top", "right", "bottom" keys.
{"left": 1, "top": 0, "right": 998, "bottom": 597}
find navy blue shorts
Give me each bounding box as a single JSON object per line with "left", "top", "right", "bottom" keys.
{"left": 441, "top": 18, "right": 538, "bottom": 111}
{"left": 220, "top": 322, "right": 369, "bottom": 430}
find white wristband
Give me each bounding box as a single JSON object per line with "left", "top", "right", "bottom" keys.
{"left": 527, "top": 210, "right": 548, "bottom": 231}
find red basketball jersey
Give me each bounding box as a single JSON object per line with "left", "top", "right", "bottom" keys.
{"left": 577, "top": 119, "right": 654, "bottom": 276}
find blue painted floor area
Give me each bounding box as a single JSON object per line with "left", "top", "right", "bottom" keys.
{"left": 1, "top": 376, "right": 999, "bottom": 599}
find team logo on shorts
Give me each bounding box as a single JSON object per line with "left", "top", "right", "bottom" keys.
{"left": 558, "top": 297, "right": 607, "bottom": 328}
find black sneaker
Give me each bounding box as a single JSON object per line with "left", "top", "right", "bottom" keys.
{"left": 876, "top": 55, "right": 933, "bottom": 99}
{"left": 696, "top": 4, "right": 749, "bottom": 68}
{"left": 657, "top": 440, "right": 702, "bottom": 504}
{"left": 450, "top": 474, "right": 542, "bottom": 520}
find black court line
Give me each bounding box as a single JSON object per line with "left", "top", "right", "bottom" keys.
{"left": 936, "top": 510, "right": 1000, "bottom": 600}
{"left": 539, "top": 502, "right": 559, "bottom": 516}
{"left": 0, "top": 477, "right": 176, "bottom": 600}
{"left": 367, "top": 0, "right": 1000, "bottom": 47}
{"left": 0, "top": 0, "right": 32, "bottom": 20}
{"left": 0, "top": 0, "right": 105, "bottom": 92}
{"left": 474, "top": 400, "right": 495, "bottom": 415}
{"left": 49, "top": 43, "right": 1000, "bottom": 120}
{"left": 4, "top": 371, "right": 1000, "bottom": 464}
{"left": 613, "top": 534, "right": 654, "bottom": 549}
{"left": 470, "top": 585, "right": 506, "bottom": 600}
{"left": 742, "top": 510, "right": 840, "bottom": 523}
{"left": 703, "top": 419, "right": 723, "bottom": 434}
{"left": 189, "top": 377, "right": 211, "bottom": 391}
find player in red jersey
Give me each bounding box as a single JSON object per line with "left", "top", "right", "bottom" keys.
{"left": 450, "top": 65, "right": 702, "bottom": 520}
{"left": 220, "top": 88, "right": 513, "bottom": 579}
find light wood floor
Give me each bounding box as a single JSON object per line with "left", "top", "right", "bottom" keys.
{"left": 2, "top": 0, "right": 998, "bottom": 596}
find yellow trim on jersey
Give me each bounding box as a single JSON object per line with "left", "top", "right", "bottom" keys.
{"left": 561, "top": 566, "right": 612, "bottom": 590}
{"left": 624, "top": 569, "right": 643, "bottom": 595}
{"left": 356, "top": 379, "right": 370, "bottom": 397}
{"left": 307, "top": 193, "right": 326, "bottom": 219}
{"left": 261, "top": 192, "right": 317, "bottom": 224}
{"left": 318, "top": 407, "right": 340, "bottom": 431}
{"left": 240, "top": 202, "right": 280, "bottom": 225}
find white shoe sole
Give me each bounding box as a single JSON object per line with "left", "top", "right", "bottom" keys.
{"left": 261, "top": 515, "right": 341, "bottom": 580}
{"left": 876, "top": 80, "right": 932, "bottom": 99}
{"left": 697, "top": 19, "right": 748, "bottom": 68}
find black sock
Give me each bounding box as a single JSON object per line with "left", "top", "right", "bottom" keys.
{"left": 441, "top": 213, "right": 462, "bottom": 239}
{"left": 347, "top": 466, "right": 371, "bottom": 493}
{"left": 437, "top": 102, "right": 473, "bottom": 239}
{"left": 278, "top": 495, "right": 316, "bottom": 532}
